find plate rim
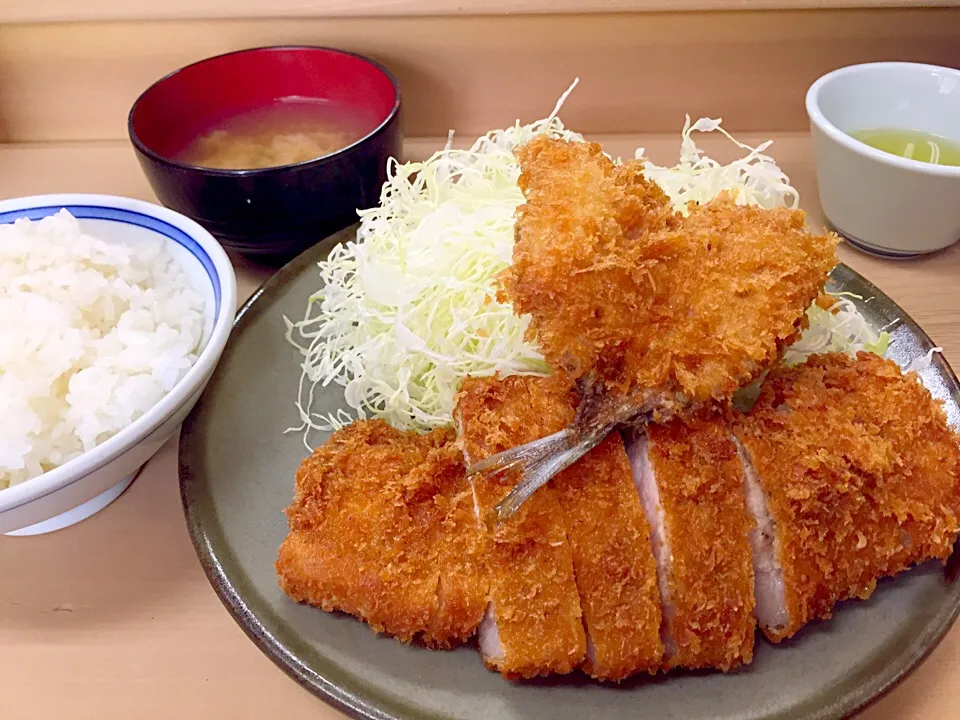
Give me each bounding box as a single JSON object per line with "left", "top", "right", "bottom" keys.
{"left": 179, "top": 233, "right": 960, "bottom": 720}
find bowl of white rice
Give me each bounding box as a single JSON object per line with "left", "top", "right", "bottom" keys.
{"left": 0, "top": 194, "right": 236, "bottom": 535}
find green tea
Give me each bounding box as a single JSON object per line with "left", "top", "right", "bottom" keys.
{"left": 849, "top": 128, "right": 960, "bottom": 167}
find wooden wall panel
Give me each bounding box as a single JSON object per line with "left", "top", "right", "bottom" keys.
{"left": 3, "top": 0, "right": 957, "bottom": 24}
{"left": 1, "top": 9, "right": 958, "bottom": 143}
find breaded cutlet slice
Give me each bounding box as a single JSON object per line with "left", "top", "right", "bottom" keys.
{"left": 276, "top": 420, "right": 487, "bottom": 648}
{"left": 734, "top": 352, "right": 960, "bottom": 642}
{"left": 456, "top": 374, "right": 663, "bottom": 681}
{"left": 413, "top": 450, "right": 491, "bottom": 647}
{"left": 626, "top": 415, "right": 756, "bottom": 671}
{"left": 456, "top": 375, "right": 585, "bottom": 679}
{"left": 556, "top": 430, "right": 665, "bottom": 680}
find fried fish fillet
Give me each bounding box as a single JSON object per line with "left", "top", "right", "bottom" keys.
{"left": 477, "top": 136, "right": 838, "bottom": 523}
{"left": 456, "top": 374, "right": 663, "bottom": 681}
{"left": 505, "top": 137, "right": 838, "bottom": 421}
{"left": 733, "top": 352, "right": 960, "bottom": 642}
{"left": 276, "top": 420, "right": 487, "bottom": 648}
{"left": 626, "top": 415, "right": 756, "bottom": 671}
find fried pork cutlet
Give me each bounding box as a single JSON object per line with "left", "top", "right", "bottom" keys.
{"left": 625, "top": 416, "right": 756, "bottom": 671}
{"left": 455, "top": 374, "right": 663, "bottom": 681}
{"left": 276, "top": 420, "right": 487, "bottom": 648}
{"left": 455, "top": 375, "right": 585, "bottom": 679}
{"left": 733, "top": 352, "right": 960, "bottom": 642}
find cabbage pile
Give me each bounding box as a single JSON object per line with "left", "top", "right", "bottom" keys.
{"left": 286, "top": 85, "right": 886, "bottom": 441}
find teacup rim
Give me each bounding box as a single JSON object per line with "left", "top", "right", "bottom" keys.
{"left": 806, "top": 61, "right": 960, "bottom": 179}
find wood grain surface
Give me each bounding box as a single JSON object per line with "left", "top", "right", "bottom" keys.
{"left": 1, "top": 8, "right": 959, "bottom": 143}
{"left": 0, "top": 132, "right": 958, "bottom": 719}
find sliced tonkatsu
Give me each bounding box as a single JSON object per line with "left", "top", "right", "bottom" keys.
{"left": 276, "top": 420, "right": 487, "bottom": 648}
{"left": 413, "top": 447, "right": 492, "bottom": 646}
{"left": 625, "top": 415, "right": 756, "bottom": 671}
{"left": 455, "top": 374, "right": 586, "bottom": 679}
{"left": 455, "top": 374, "right": 663, "bottom": 681}
{"left": 556, "top": 431, "right": 665, "bottom": 680}
{"left": 733, "top": 352, "right": 960, "bottom": 642}
{"left": 275, "top": 350, "right": 960, "bottom": 681}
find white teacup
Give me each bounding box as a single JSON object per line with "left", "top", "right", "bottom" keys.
{"left": 806, "top": 62, "right": 960, "bottom": 257}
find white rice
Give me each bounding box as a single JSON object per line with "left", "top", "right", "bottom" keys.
{"left": 0, "top": 210, "right": 205, "bottom": 489}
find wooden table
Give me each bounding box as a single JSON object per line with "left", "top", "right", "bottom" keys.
{"left": 1, "top": 134, "right": 958, "bottom": 719}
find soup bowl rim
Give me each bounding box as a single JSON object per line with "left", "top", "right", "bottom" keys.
{"left": 127, "top": 44, "right": 402, "bottom": 177}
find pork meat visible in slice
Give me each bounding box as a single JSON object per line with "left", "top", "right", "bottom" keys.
{"left": 625, "top": 431, "right": 676, "bottom": 659}
{"left": 733, "top": 352, "right": 960, "bottom": 642}
{"left": 455, "top": 375, "right": 585, "bottom": 679}
{"left": 733, "top": 435, "right": 789, "bottom": 639}
{"left": 626, "top": 417, "right": 756, "bottom": 671}
{"left": 456, "top": 373, "right": 664, "bottom": 680}
{"left": 551, "top": 429, "right": 664, "bottom": 680}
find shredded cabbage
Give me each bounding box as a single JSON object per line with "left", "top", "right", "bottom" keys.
{"left": 637, "top": 116, "right": 800, "bottom": 214}
{"left": 287, "top": 91, "right": 891, "bottom": 442}
{"left": 286, "top": 83, "right": 582, "bottom": 439}
{"left": 783, "top": 295, "right": 890, "bottom": 366}
{"left": 904, "top": 347, "right": 943, "bottom": 374}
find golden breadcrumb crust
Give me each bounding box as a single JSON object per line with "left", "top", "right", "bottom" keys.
{"left": 276, "top": 420, "right": 487, "bottom": 648}
{"left": 412, "top": 448, "right": 492, "bottom": 646}
{"left": 456, "top": 374, "right": 663, "bottom": 680}
{"left": 647, "top": 414, "right": 756, "bottom": 670}
{"left": 556, "top": 430, "right": 665, "bottom": 680}
{"left": 734, "top": 352, "right": 960, "bottom": 642}
{"left": 455, "top": 374, "right": 586, "bottom": 679}
{"left": 505, "top": 136, "right": 838, "bottom": 407}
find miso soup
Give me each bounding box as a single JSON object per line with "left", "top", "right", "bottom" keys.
{"left": 179, "top": 98, "right": 378, "bottom": 170}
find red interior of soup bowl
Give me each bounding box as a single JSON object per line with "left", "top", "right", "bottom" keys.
{"left": 130, "top": 46, "right": 399, "bottom": 162}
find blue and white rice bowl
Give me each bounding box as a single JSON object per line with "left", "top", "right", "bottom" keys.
{"left": 0, "top": 194, "right": 236, "bottom": 535}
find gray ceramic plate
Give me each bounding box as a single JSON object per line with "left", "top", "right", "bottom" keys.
{"left": 180, "top": 226, "right": 960, "bottom": 720}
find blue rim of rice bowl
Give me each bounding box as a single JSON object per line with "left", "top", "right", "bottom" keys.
{"left": 0, "top": 204, "right": 221, "bottom": 314}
